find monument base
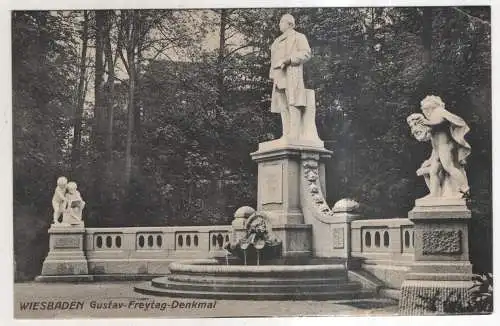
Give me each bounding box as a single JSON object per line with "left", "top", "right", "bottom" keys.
{"left": 35, "top": 275, "right": 94, "bottom": 282}
{"left": 257, "top": 137, "right": 324, "bottom": 152}
{"left": 251, "top": 136, "right": 331, "bottom": 258}
{"left": 37, "top": 225, "right": 91, "bottom": 281}
{"left": 251, "top": 141, "right": 331, "bottom": 225}
{"left": 399, "top": 280, "right": 472, "bottom": 315}
{"left": 272, "top": 224, "right": 312, "bottom": 257}
{"left": 399, "top": 200, "right": 473, "bottom": 314}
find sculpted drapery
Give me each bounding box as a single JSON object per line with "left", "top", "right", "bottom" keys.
{"left": 269, "top": 29, "right": 311, "bottom": 114}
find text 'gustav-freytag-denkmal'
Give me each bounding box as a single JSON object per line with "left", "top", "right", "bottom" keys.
{"left": 19, "top": 299, "right": 217, "bottom": 312}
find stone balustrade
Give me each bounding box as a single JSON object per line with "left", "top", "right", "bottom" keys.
{"left": 350, "top": 218, "right": 414, "bottom": 289}
{"left": 84, "top": 225, "right": 231, "bottom": 278}
{"left": 39, "top": 218, "right": 416, "bottom": 289}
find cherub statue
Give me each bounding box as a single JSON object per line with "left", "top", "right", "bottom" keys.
{"left": 62, "top": 181, "right": 85, "bottom": 225}
{"left": 51, "top": 176, "right": 68, "bottom": 224}
{"left": 407, "top": 95, "right": 471, "bottom": 200}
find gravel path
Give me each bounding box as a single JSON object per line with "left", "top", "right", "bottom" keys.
{"left": 14, "top": 282, "right": 399, "bottom": 319}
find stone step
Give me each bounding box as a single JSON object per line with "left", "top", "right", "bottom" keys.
{"left": 159, "top": 280, "right": 362, "bottom": 294}
{"left": 160, "top": 274, "right": 348, "bottom": 286}
{"left": 134, "top": 282, "right": 375, "bottom": 301}
{"left": 170, "top": 265, "right": 347, "bottom": 278}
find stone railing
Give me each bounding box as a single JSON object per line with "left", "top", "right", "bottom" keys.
{"left": 84, "top": 225, "right": 231, "bottom": 277}
{"left": 350, "top": 218, "right": 414, "bottom": 288}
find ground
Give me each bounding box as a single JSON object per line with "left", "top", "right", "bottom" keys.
{"left": 14, "top": 282, "right": 399, "bottom": 318}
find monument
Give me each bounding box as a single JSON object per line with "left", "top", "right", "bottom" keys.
{"left": 251, "top": 14, "right": 338, "bottom": 257}
{"left": 36, "top": 177, "right": 92, "bottom": 281}
{"left": 400, "top": 95, "right": 474, "bottom": 314}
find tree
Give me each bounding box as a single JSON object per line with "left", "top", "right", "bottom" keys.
{"left": 71, "top": 10, "right": 89, "bottom": 175}
{"left": 12, "top": 11, "right": 80, "bottom": 279}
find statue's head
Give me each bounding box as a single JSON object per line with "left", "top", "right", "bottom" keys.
{"left": 420, "top": 95, "right": 445, "bottom": 118}
{"left": 407, "top": 113, "right": 431, "bottom": 142}
{"left": 248, "top": 216, "right": 267, "bottom": 236}
{"left": 279, "top": 14, "right": 295, "bottom": 33}
{"left": 67, "top": 181, "right": 78, "bottom": 194}
{"left": 57, "top": 176, "right": 68, "bottom": 188}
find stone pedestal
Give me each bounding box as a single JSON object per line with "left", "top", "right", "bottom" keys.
{"left": 251, "top": 140, "right": 331, "bottom": 257}
{"left": 399, "top": 198, "right": 473, "bottom": 315}
{"left": 36, "top": 225, "right": 93, "bottom": 282}
{"left": 327, "top": 202, "right": 361, "bottom": 260}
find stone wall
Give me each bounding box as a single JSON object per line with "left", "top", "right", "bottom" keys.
{"left": 351, "top": 218, "right": 415, "bottom": 289}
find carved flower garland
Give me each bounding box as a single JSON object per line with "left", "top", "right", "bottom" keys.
{"left": 303, "top": 160, "right": 334, "bottom": 217}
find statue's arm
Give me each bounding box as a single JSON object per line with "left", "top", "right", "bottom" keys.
{"left": 290, "top": 34, "right": 311, "bottom": 65}
{"left": 418, "top": 115, "right": 445, "bottom": 127}
{"left": 269, "top": 43, "right": 276, "bottom": 76}
{"left": 418, "top": 110, "right": 447, "bottom": 126}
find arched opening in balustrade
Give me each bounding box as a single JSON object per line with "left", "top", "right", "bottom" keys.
{"left": 106, "top": 236, "right": 112, "bottom": 248}
{"left": 148, "top": 235, "right": 154, "bottom": 247}
{"left": 225, "top": 235, "right": 229, "bottom": 243}
{"left": 365, "top": 232, "right": 371, "bottom": 247}
{"left": 115, "top": 236, "right": 122, "bottom": 248}
{"left": 157, "top": 235, "right": 162, "bottom": 247}
{"left": 178, "top": 235, "right": 183, "bottom": 247}
{"left": 412, "top": 231, "right": 415, "bottom": 247}
{"left": 217, "top": 234, "right": 224, "bottom": 248}
{"left": 404, "top": 231, "right": 410, "bottom": 248}
{"left": 383, "top": 231, "right": 389, "bottom": 247}
{"left": 96, "top": 236, "right": 103, "bottom": 248}
{"left": 374, "top": 232, "right": 381, "bottom": 247}
{"left": 212, "top": 234, "right": 217, "bottom": 248}
{"left": 194, "top": 235, "right": 199, "bottom": 247}
{"left": 186, "top": 235, "right": 191, "bottom": 247}
{"left": 138, "top": 235, "right": 145, "bottom": 248}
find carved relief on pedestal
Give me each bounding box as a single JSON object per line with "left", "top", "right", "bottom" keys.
{"left": 260, "top": 162, "right": 284, "bottom": 205}
{"left": 302, "top": 158, "right": 335, "bottom": 221}
{"left": 332, "top": 228, "right": 345, "bottom": 249}
{"left": 422, "top": 230, "right": 462, "bottom": 255}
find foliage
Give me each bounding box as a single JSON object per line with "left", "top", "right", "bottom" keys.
{"left": 12, "top": 11, "right": 80, "bottom": 280}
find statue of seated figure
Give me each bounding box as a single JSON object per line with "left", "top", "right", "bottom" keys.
{"left": 61, "top": 181, "right": 85, "bottom": 226}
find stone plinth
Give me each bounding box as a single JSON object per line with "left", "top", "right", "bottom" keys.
{"left": 36, "top": 225, "right": 93, "bottom": 282}
{"left": 272, "top": 224, "right": 312, "bottom": 257}
{"left": 251, "top": 141, "right": 331, "bottom": 257}
{"left": 327, "top": 203, "right": 361, "bottom": 260}
{"left": 251, "top": 142, "right": 331, "bottom": 224}
{"left": 399, "top": 198, "right": 473, "bottom": 315}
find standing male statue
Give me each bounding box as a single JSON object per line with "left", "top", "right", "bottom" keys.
{"left": 270, "top": 14, "right": 312, "bottom": 140}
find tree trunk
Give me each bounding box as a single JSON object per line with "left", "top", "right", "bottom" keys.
{"left": 71, "top": 10, "right": 89, "bottom": 176}
{"left": 134, "top": 36, "right": 142, "bottom": 144}
{"left": 94, "top": 11, "right": 106, "bottom": 152}
{"left": 217, "top": 9, "right": 227, "bottom": 111}
{"left": 124, "top": 11, "right": 137, "bottom": 186}
{"left": 93, "top": 10, "right": 107, "bottom": 220}
{"left": 104, "top": 10, "right": 115, "bottom": 164}
{"left": 421, "top": 7, "right": 433, "bottom": 93}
